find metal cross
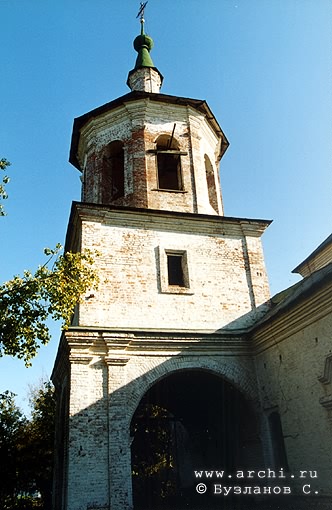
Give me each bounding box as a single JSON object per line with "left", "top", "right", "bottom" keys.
{"left": 136, "top": 1, "right": 148, "bottom": 22}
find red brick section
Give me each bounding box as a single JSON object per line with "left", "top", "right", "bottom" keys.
{"left": 128, "top": 126, "right": 148, "bottom": 208}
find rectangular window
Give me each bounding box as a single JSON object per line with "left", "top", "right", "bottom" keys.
{"left": 158, "top": 248, "right": 193, "bottom": 294}
{"left": 167, "top": 254, "right": 185, "bottom": 286}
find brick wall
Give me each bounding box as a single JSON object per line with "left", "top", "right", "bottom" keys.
{"left": 70, "top": 205, "right": 270, "bottom": 332}
{"left": 254, "top": 299, "right": 332, "bottom": 495}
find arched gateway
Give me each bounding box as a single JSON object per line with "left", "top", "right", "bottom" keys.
{"left": 52, "top": 9, "right": 272, "bottom": 510}
{"left": 131, "top": 369, "right": 263, "bottom": 510}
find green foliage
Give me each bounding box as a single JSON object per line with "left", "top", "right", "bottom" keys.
{"left": 0, "top": 158, "right": 11, "bottom": 216}
{"left": 0, "top": 383, "right": 56, "bottom": 510}
{"left": 0, "top": 244, "right": 99, "bottom": 365}
{"left": 0, "top": 391, "right": 27, "bottom": 508}
{"left": 9, "top": 496, "right": 42, "bottom": 509}
{"left": 29, "top": 381, "right": 55, "bottom": 427}
{"left": 22, "top": 382, "right": 56, "bottom": 510}
{"left": 132, "top": 404, "right": 177, "bottom": 505}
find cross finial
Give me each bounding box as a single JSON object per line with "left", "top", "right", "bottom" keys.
{"left": 136, "top": 1, "right": 148, "bottom": 32}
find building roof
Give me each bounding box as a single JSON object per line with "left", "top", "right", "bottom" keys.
{"left": 292, "top": 233, "right": 332, "bottom": 277}
{"left": 253, "top": 261, "right": 332, "bottom": 330}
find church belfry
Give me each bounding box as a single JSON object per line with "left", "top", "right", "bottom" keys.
{"left": 69, "top": 9, "right": 229, "bottom": 217}
{"left": 52, "top": 8, "right": 271, "bottom": 510}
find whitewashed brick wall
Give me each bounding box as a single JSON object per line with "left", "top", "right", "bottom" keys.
{"left": 254, "top": 303, "right": 332, "bottom": 495}
{"left": 74, "top": 206, "right": 270, "bottom": 333}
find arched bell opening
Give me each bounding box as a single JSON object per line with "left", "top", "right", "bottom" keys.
{"left": 155, "top": 134, "right": 183, "bottom": 191}
{"left": 130, "top": 369, "right": 263, "bottom": 510}
{"left": 204, "top": 154, "right": 219, "bottom": 213}
{"left": 102, "top": 140, "right": 125, "bottom": 203}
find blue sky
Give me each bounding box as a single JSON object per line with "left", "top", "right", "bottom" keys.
{"left": 1, "top": 0, "right": 331, "bottom": 414}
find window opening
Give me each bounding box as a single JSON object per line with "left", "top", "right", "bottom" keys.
{"left": 204, "top": 154, "right": 219, "bottom": 213}
{"left": 155, "top": 133, "right": 183, "bottom": 191}
{"left": 167, "top": 253, "right": 185, "bottom": 287}
{"left": 157, "top": 153, "right": 182, "bottom": 190}
{"left": 269, "top": 411, "right": 289, "bottom": 470}
{"left": 103, "top": 140, "right": 124, "bottom": 202}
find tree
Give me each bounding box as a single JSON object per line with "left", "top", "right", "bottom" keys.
{"left": 0, "top": 158, "right": 98, "bottom": 506}
{"left": 20, "top": 381, "right": 56, "bottom": 510}
{"left": 0, "top": 158, "right": 11, "bottom": 216}
{"left": 0, "top": 158, "right": 98, "bottom": 507}
{"left": 0, "top": 383, "right": 56, "bottom": 510}
{"left": 0, "top": 244, "right": 99, "bottom": 365}
{"left": 0, "top": 391, "right": 27, "bottom": 508}
{"left": 0, "top": 159, "right": 99, "bottom": 364}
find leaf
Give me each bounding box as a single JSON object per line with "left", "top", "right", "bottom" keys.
{"left": 0, "top": 158, "right": 11, "bottom": 215}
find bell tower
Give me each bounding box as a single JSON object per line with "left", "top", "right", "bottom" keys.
{"left": 70, "top": 9, "right": 228, "bottom": 217}
{"left": 52, "top": 8, "right": 271, "bottom": 510}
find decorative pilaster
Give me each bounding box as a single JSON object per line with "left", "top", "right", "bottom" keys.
{"left": 106, "top": 356, "right": 133, "bottom": 510}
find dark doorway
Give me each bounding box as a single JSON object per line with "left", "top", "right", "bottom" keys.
{"left": 130, "top": 370, "right": 263, "bottom": 510}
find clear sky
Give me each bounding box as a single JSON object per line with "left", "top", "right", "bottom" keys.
{"left": 1, "top": 0, "right": 331, "bottom": 414}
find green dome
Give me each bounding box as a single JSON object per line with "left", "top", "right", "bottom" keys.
{"left": 133, "top": 32, "right": 155, "bottom": 70}
{"left": 134, "top": 34, "right": 154, "bottom": 53}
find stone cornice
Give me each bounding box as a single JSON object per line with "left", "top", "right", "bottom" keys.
{"left": 62, "top": 327, "right": 252, "bottom": 357}
{"left": 104, "top": 356, "right": 130, "bottom": 366}
{"left": 65, "top": 201, "right": 271, "bottom": 251}
{"left": 68, "top": 355, "right": 93, "bottom": 365}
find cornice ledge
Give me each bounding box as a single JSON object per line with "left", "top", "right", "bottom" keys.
{"left": 104, "top": 356, "right": 130, "bottom": 366}
{"left": 126, "top": 336, "right": 249, "bottom": 353}
{"left": 68, "top": 354, "right": 93, "bottom": 365}
{"left": 71, "top": 201, "right": 271, "bottom": 235}
{"left": 65, "top": 329, "right": 104, "bottom": 344}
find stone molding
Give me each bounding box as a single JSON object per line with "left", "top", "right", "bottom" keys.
{"left": 65, "top": 201, "right": 271, "bottom": 252}
{"left": 319, "top": 395, "right": 332, "bottom": 410}
{"left": 318, "top": 353, "right": 332, "bottom": 411}
{"left": 63, "top": 327, "right": 251, "bottom": 356}
{"left": 318, "top": 353, "right": 332, "bottom": 385}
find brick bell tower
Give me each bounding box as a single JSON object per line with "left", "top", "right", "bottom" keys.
{"left": 52, "top": 8, "right": 271, "bottom": 510}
